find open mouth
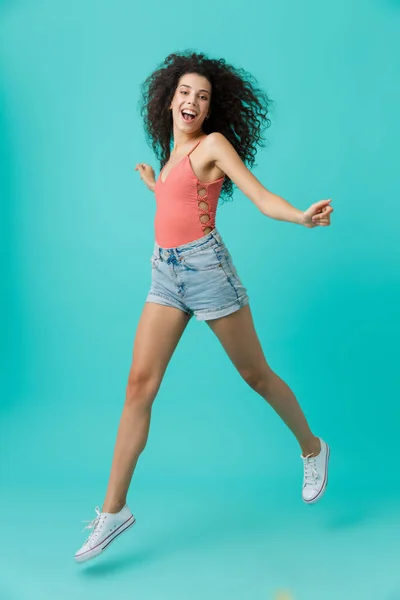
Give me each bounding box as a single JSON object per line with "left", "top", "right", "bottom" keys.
{"left": 181, "top": 110, "right": 197, "bottom": 123}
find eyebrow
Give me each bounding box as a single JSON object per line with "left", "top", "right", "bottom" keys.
{"left": 179, "top": 84, "right": 210, "bottom": 94}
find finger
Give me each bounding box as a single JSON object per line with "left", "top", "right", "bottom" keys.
{"left": 317, "top": 206, "right": 333, "bottom": 216}
{"left": 311, "top": 208, "right": 332, "bottom": 222}
{"left": 313, "top": 208, "right": 333, "bottom": 221}
{"left": 314, "top": 199, "right": 332, "bottom": 210}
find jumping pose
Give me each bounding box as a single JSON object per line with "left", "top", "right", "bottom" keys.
{"left": 74, "top": 51, "right": 333, "bottom": 564}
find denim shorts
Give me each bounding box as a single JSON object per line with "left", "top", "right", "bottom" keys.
{"left": 146, "top": 229, "right": 249, "bottom": 321}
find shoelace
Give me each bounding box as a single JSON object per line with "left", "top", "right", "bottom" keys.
{"left": 81, "top": 506, "right": 105, "bottom": 542}
{"left": 303, "top": 455, "right": 318, "bottom": 486}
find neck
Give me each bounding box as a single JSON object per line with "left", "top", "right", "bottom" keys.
{"left": 170, "top": 126, "right": 205, "bottom": 153}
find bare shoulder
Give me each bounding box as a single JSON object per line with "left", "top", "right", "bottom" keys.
{"left": 205, "top": 131, "right": 231, "bottom": 154}
{"left": 203, "top": 132, "right": 235, "bottom": 175}
{"left": 191, "top": 132, "right": 230, "bottom": 181}
{"left": 204, "top": 132, "right": 242, "bottom": 173}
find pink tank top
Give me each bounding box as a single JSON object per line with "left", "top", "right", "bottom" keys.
{"left": 154, "top": 136, "right": 225, "bottom": 248}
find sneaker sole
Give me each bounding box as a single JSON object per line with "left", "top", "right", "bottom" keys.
{"left": 303, "top": 443, "right": 330, "bottom": 505}
{"left": 74, "top": 515, "right": 136, "bottom": 564}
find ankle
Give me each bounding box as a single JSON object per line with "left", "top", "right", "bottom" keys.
{"left": 301, "top": 436, "right": 321, "bottom": 457}
{"left": 102, "top": 500, "right": 126, "bottom": 514}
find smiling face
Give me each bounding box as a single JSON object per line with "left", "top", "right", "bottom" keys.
{"left": 169, "top": 72, "right": 211, "bottom": 134}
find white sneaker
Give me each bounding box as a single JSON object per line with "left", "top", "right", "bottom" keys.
{"left": 301, "top": 438, "right": 330, "bottom": 504}
{"left": 74, "top": 504, "right": 136, "bottom": 563}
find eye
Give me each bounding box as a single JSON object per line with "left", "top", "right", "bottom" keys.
{"left": 180, "top": 90, "right": 188, "bottom": 95}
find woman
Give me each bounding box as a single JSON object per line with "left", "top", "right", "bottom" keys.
{"left": 74, "top": 51, "right": 333, "bottom": 564}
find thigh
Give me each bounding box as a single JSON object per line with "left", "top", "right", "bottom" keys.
{"left": 128, "top": 302, "right": 191, "bottom": 384}
{"left": 206, "top": 304, "right": 270, "bottom": 376}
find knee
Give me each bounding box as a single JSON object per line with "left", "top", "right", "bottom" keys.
{"left": 239, "top": 366, "right": 271, "bottom": 393}
{"left": 125, "top": 369, "right": 160, "bottom": 408}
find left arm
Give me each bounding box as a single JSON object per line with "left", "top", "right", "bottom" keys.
{"left": 207, "top": 132, "right": 333, "bottom": 228}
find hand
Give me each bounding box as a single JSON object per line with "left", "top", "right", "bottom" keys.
{"left": 300, "top": 199, "right": 334, "bottom": 228}
{"left": 135, "top": 163, "right": 156, "bottom": 191}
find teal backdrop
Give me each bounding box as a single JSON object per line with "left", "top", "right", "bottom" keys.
{"left": 1, "top": 0, "right": 399, "bottom": 599}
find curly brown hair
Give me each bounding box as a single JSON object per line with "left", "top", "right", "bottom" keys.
{"left": 138, "top": 50, "right": 273, "bottom": 202}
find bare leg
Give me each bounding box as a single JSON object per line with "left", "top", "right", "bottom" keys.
{"left": 102, "top": 303, "right": 191, "bottom": 513}
{"left": 206, "top": 305, "right": 320, "bottom": 456}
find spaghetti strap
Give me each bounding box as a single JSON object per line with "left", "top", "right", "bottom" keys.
{"left": 187, "top": 136, "right": 207, "bottom": 156}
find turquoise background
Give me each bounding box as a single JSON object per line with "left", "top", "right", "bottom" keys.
{"left": 1, "top": 0, "right": 399, "bottom": 598}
